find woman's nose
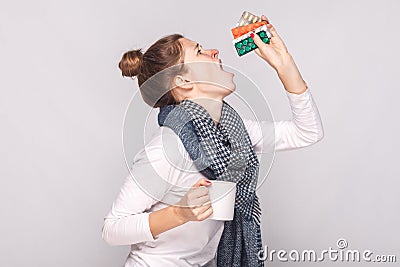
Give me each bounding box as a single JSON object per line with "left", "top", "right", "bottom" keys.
{"left": 205, "top": 49, "right": 219, "bottom": 59}
{"left": 210, "top": 49, "right": 219, "bottom": 59}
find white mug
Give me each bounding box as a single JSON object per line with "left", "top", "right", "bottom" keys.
{"left": 207, "top": 181, "right": 236, "bottom": 221}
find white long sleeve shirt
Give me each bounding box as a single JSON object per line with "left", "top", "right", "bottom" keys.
{"left": 102, "top": 89, "right": 324, "bottom": 267}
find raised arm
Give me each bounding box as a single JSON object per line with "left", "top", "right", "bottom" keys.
{"left": 243, "top": 15, "right": 324, "bottom": 152}
{"left": 243, "top": 87, "right": 323, "bottom": 153}
{"left": 251, "top": 15, "right": 308, "bottom": 95}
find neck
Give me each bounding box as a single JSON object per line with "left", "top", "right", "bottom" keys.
{"left": 190, "top": 97, "right": 223, "bottom": 124}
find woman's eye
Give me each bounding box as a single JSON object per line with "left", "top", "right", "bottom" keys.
{"left": 197, "top": 45, "right": 203, "bottom": 55}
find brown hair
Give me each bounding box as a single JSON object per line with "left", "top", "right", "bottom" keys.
{"left": 118, "top": 34, "right": 185, "bottom": 108}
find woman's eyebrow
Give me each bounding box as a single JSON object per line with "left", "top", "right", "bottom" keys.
{"left": 194, "top": 43, "right": 199, "bottom": 51}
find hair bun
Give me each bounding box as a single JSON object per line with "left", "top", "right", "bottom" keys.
{"left": 118, "top": 49, "right": 143, "bottom": 78}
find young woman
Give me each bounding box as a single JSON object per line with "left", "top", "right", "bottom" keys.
{"left": 102, "top": 17, "right": 324, "bottom": 267}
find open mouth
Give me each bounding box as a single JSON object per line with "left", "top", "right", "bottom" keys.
{"left": 218, "top": 59, "right": 223, "bottom": 70}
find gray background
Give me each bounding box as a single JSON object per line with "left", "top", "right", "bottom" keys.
{"left": 1, "top": 0, "right": 399, "bottom": 266}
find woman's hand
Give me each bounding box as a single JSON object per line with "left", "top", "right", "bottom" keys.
{"left": 173, "top": 178, "right": 213, "bottom": 223}
{"left": 252, "top": 15, "right": 308, "bottom": 94}
{"left": 251, "top": 15, "right": 290, "bottom": 71}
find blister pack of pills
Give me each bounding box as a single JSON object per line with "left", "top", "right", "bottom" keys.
{"left": 231, "top": 11, "right": 272, "bottom": 56}
{"left": 236, "top": 11, "right": 263, "bottom": 26}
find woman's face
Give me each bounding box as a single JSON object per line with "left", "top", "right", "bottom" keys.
{"left": 177, "top": 38, "right": 236, "bottom": 101}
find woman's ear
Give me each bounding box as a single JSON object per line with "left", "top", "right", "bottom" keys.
{"left": 174, "top": 75, "right": 192, "bottom": 89}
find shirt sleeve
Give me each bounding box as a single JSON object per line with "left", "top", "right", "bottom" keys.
{"left": 101, "top": 174, "right": 157, "bottom": 246}
{"left": 102, "top": 129, "right": 189, "bottom": 246}
{"left": 243, "top": 88, "right": 324, "bottom": 153}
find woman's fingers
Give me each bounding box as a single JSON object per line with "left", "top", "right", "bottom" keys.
{"left": 254, "top": 48, "right": 262, "bottom": 58}
{"left": 184, "top": 199, "right": 212, "bottom": 221}
{"left": 192, "top": 178, "right": 212, "bottom": 188}
{"left": 185, "top": 191, "right": 210, "bottom": 207}
{"left": 191, "top": 185, "right": 209, "bottom": 197}
{"left": 261, "top": 14, "right": 269, "bottom": 23}
{"left": 251, "top": 32, "right": 275, "bottom": 61}
{"left": 251, "top": 31, "right": 269, "bottom": 49}
{"left": 186, "top": 178, "right": 211, "bottom": 205}
{"left": 196, "top": 205, "right": 213, "bottom": 221}
{"left": 174, "top": 177, "right": 214, "bottom": 221}
{"left": 266, "top": 23, "right": 281, "bottom": 40}
{"left": 260, "top": 14, "right": 278, "bottom": 37}
{"left": 196, "top": 194, "right": 211, "bottom": 206}
{"left": 260, "top": 14, "right": 278, "bottom": 38}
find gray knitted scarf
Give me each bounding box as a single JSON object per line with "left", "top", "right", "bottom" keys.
{"left": 158, "top": 99, "right": 264, "bottom": 267}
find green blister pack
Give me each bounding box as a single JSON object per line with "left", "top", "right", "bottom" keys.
{"left": 234, "top": 31, "right": 270, "bottom": 56}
